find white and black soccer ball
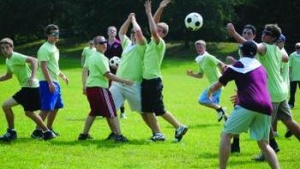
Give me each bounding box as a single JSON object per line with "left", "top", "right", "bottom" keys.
{"left": 109, "top": 56, "right": 121, "bottom": 67}
{"left": 184, "top": 12, "right": 203, "bottom": 31}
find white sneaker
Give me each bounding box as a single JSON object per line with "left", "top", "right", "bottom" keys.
{"left": 120, "top": 113, "right": 127, "bottom": 119}
{"left": 174, "top": 125, "right": 188, "bottom": 142}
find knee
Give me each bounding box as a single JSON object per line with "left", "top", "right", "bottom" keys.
{"left": 2, "top": 102, "right": 10, "bottom": 111}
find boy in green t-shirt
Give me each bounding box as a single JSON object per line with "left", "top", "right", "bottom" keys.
{"left": 81, "top": 40, "right": 96, "bottom": 67}
{"left": 288, "top": 42, "right": 300, "bottom": 109}
{"left": 187, "top": 40, "right": 227, "bottom": 122}
{"left": 0, "top": 38, "right": 55, "bottom": 142}
{"left": 142, "top": 0, "right": 188, "bottom": 142}
{"left": 31, "top": 24, "right": 69, "bottom": 139}
{"left": 78, "top": 36, "right": 132, "bottom": 142}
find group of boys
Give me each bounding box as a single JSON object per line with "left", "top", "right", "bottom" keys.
{"left": 0, "top": 24, "right": 67, "bottom": 141}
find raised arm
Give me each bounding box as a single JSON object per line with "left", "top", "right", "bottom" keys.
{"left": 131, "top": 14, "right": 147, "bottom": 45}
{"left": 153, "top": 0, "right": 171, "bottom": 23}
{"left": 227, "top": 23, "right": 246, "bottom": 44}
{"left": 145, "top": 0, "right": 160, "bottom": 43}
{"left": 119, "top": 13, "right": 132, "bottom": 42}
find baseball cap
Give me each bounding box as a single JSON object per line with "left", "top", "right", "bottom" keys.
{"left": 239, "top": 41, "right": 257, "bottom": 57}
{"left": 0, "top": 38, "right": 14, "bottom": 46}
{"left": 277, "top": 34, "right": 286, "bottom": 43}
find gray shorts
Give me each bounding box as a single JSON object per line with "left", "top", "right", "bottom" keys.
{"left": 271, "top": 100, "right": 292, "bottom": 124}
{"left": 109, "top": 82, "right": 142, "bottom": 114}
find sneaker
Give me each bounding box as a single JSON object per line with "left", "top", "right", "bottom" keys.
{"left": 105, "top": 132, "right": 118, "bottom": 140}
{"left": 217, "top": 108, "right": 227, "bottom": 122}
{"left": 43, "top": 130, "right": 56, "bottom": 140}
{"left": 120, "top": 113, "right": 127, "bottom": 119}
{"left": 151, "top": 133, "right": 165, "bottom": 141}
{"left": 174, "top": 125, "right": 188, "bottom": 142}
{"left": 285, "top": 130, "right": 293, "bottom": 138}
{"left": 252, "top": 153, "right": 265, "bottom": 161}
{"left": 114, "top": 135, "right": 128, "bottom": 142}
{"left": 231, "top": 144, "right": 240, "bottom": 153}
{"left": 31, "top": 129, "right": 43, "bottom": 139}
{"left": 78, "top": 133, "right": 93, "bottom": 140}
{"left": 289, "top": 104, "right": 294, "bottom": 109}
{"left": 50, "top": 129, "right": 60, "bottom": 136}
{"left": 253, "top": 147, "right": 280, "bottom": 162}
{"left": 0, "top": 129, "right": 17, "bottom": 142}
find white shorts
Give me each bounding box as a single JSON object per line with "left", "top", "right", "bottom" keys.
{"left": 109, "top": 82, "right": 142, "bottom": 114}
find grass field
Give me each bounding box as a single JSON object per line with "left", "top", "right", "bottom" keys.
{"left": 0, "top": 41, "right": 299, "bottom": 169}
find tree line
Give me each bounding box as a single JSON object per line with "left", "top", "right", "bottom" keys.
{"left": 1, "top": 0, "right": 300, "bottom": 51}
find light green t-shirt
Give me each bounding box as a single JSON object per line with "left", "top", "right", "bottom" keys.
{"left": 143, "top": 37, "right": 166, "bottom": 79}
{"left": 37, "top": 42, "right": 60, "bottom": 82}
{"left": 280, "top": 48, "right": 289, "bottom": 87}
{"left": 116, "top": 36, "right": 146, "bottom": 83}
{"left": 258, "top": 43, "right": 288, "bottom": 102}
{"left": 6, "top": 52, "right": 39, "bottom": 88}
{"left": 82, "top": 47, "right": 96, "bottom": 60}
{"left": 289, "top": 51, "right": 300, "bottom": 81}
{"left": 84, "top": 51, "right": 110, "bottom": 88}
{"left": 197, "top": 53, "right": 222, "bottom": 84}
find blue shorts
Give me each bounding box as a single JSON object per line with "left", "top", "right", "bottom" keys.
{"left": 39, "top": 81, "right": 64, "bottom": 111}
{"left": 198, "top": 88, "right": 221, "bottom": 105}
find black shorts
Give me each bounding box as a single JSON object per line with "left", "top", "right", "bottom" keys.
{"left": 141, "top": 78, "right": 166, "bottom": 116}
{"left": 13, "top": 87, "right": 41, "bottom": 111}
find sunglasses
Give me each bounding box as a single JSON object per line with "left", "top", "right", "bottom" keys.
{"left": 262, "top": 30, "right": 272, "bottom": 36}
{"left": 98, "top": 41, "right": 107, "bottom": 45}
{"left": 50, "top": 32, "right": 59, "bottom": 37}
{"left": 295, "top": 46, "right": 300, "bottom": 49}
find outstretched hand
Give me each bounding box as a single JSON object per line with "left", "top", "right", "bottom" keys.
{"left": 159, "top": 0, "right": 171, "bottom": 8}
{"left": 226, "top": 23, "right": 236, "bottom": 36}
{"left": 144, "top": 0, "right": 152, "bottom": 15}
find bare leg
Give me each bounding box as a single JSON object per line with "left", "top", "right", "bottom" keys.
{"left": 46, "top": 109, "right": 59, "bottom": 129}
{"left": 82, "top": 115, "right": 96, "bottom": 134}
{"left": 219, "top": 132, "right": 232, "bottom": 169}
{"left": 161, "top": 111, "right": 180, "bottom": 129}
{"left": 145, "top": 112, "right": 161, "bottom": 133}
{"left": 25, "top": 111, "right": 49, "bottom": 131}
{"left": 2, "top": 98, "right": 18, "bottom": 129}
{"left": 106, "top": 117, "right": 121, "bottom": 135}
{"left": 257, "top": 140, "right": 280, "bottom": 169}
{"left": 282, "top": 118, "right": 300, "bottom": 141}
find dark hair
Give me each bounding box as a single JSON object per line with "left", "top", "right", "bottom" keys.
{"left": 243, "top": 24, "right": 256, "bottom": 35}
{"left": 264, "top": 24, "right": 281, "bottom": 42}
{"left": 44, "top": 24, "right": 59, "bottom": 35}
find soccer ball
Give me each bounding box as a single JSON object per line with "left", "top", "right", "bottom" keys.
{"left": 109, "top": 56, "right": 121, "bottom": 67}
{"left": 184, "top": 12, "right": 203, "bottom": 31}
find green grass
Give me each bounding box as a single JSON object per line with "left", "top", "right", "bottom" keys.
{"left": 0, "top": 41, "right": 299, "bottom": 169}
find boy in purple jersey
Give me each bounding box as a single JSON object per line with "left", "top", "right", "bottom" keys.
{"left": 104, "top": 26, "right": 126, "bottom": 118}
{"left": 208, "top": 41, "right": 280, "bottom": 169}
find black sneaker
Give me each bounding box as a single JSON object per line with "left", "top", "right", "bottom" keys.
{"left": 78, "top": 133, "right": 93, "bottom": 140}
{"left": 0, "top": 129, "right": 17, "bottom": 142}
{"left": 31, "top": 129, "right": 43, "bottom": 139}
{"left": 174, "top": 125, "right": 188, "bottom": 142}
{"left": 285, "top": 130, "right": 293, "bottom": 138}
{"left": 114, "top": 135, "right": 128, "bottom": 142}
{"left": 231, "top": 143, "right": 240, "bottom": 153}
{"left": 105, "top": 132, "right": 118, "bottom": 140}
{"left": 50, "top": 129, "right": 60, "bottom": 136}
{"left": 43, "top": 131, "right": 56, "bottom": 140}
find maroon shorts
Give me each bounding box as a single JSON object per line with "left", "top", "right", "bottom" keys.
{"left": 86, "top": 87, "right": 117, "bottom": 117}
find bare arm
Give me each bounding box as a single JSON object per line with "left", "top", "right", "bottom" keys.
{"left": 145, "top": 0, "right": 160, "bottom": 43}
{"left": 25, "top": 56, "right": 38, "bottom": 86}
{"left": 105, "top": 72, "right": 133, "bottom": 86}
{"left": 119, "top": 13, "right": 132, "bottom": 42}
{"left": 82, "top": 67, "right": 88, "bottom": 95}
{"left": 0, "top": 72, "right": 13, "bottom": 81}
{"left": 153, "top": 0, "right": 171, "bottom": 23}
{"left": 186, "top": 70, "right": 203, "bottom": 79}
{"left": 59, "top": 71, "right": 69, "bottom": 85}
{"left": 131, "top": 14, "right": 147, "bottom": 45}
{"left": 207, "top": 81, "right": 223, "bottom": 100}
{"left": 41, "top": 61, "right": 55, "bottom": 93}
{"left": 227, "top": 23, "right": 246, "bottom": 44}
